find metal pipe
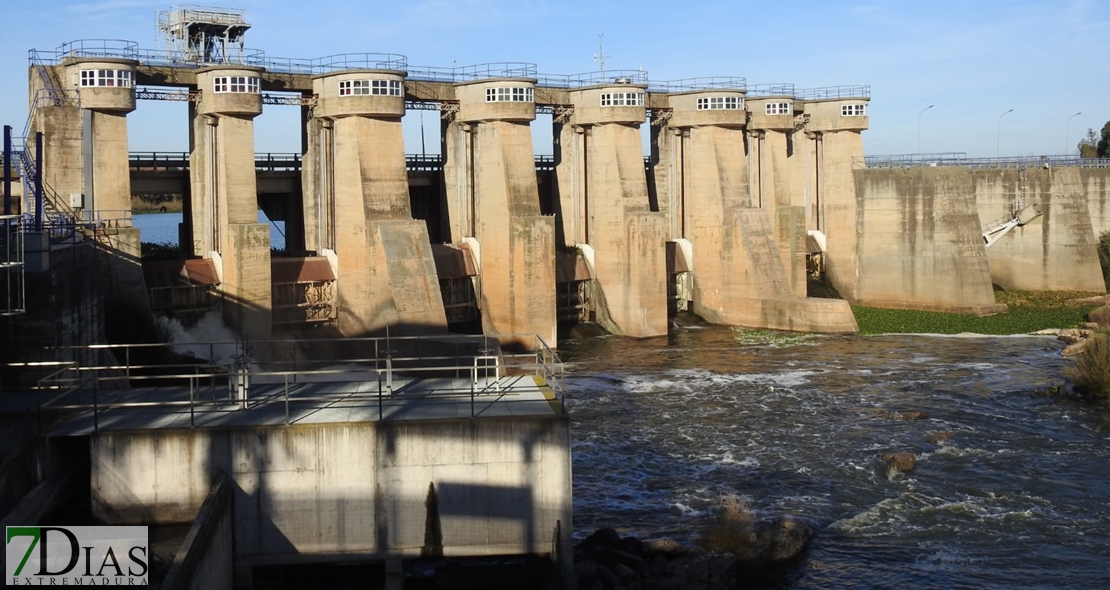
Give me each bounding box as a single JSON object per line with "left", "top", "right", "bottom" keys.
{"left": 34, "top": 132, "right": 43, "bottom": 232}
{"left": 3, "top": 125, "right": 11, "bottom": 215}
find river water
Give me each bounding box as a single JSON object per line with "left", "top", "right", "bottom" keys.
{"left": 132, "top": 212, "right": 287, "bottom": 250}
{"left": 560, "top": 327, "right": 1110, "bottom": 589}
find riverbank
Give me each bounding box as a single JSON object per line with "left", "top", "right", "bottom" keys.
{"left": 132, "top": 195, "right": 183, "bottom": 213}
{"left": 852, "top": 290, "right": 1105, "bottom": 335}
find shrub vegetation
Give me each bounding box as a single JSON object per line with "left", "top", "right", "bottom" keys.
{"left": 1064, "top": 331, "right": 1110, "bottom": 404}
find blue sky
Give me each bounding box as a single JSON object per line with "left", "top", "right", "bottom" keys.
{"left": 2, "top": 0, "right": 1107, "bottom": 157}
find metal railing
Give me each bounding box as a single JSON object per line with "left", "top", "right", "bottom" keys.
{"left": 55, "top": 39, "right": 140, "bottom": 61}
{"left": 29, "top": 40, "right": 875, "bottom": 100}
{"left": 127, "top": 152, "right": 573, "bottom": 171}
{"left": 746, "top": 83, "right": 796, "bottom": 97}
{"left": 535, "top": 69, "right": 649, "bottom": 89}
{"left": 794, "top": 85, "right": 871, "bottom": 100}
{"left": 407, "top": 62, "right": 539, "bottom": 83}
{"left": 648, "top": 76, "right": 746, "bottom": 93}
{"left": 1, "top": 214, "right": 26, "bottom": 316}
{"left": 31, "top": 333, "right": 563, "bottom": 432}
{"left": 858, "top": 153, "right": 1110, "bottom": 169}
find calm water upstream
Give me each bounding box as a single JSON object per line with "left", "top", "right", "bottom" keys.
{"left": 560, "top": 327, "right": 1110, "bottom": 589}
{"left": 132, "top": 211, "right": 286, "bottom": 249}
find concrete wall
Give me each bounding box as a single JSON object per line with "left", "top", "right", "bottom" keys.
{"left": 90, "top": 417, "right": 572, "bottom": 565}
{"left": 582, "top": 124, "right": 667, "bottom": 337}
{"left": 462, "top": 116, "right": 556, "bottom": 346}
{"left": 850, "top": 167, "right": 1004, "bottom": 313}
{"left": 1081, "top": 168, "right": 1110, "bottom": 238}
{"left": 304, "top": 77, "right": 448, "bottom": 336}
{"left": 160, "top": 474, "right": 234, "bottom": 590}
{"left": 974, "top": 167, "right": 1105, "bottom": 292}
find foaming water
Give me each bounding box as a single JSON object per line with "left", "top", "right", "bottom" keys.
{"left": 561, "top": 327, "right": 1110, "bottom": 589}
{"left": 156, "top": 306, "right": 239, "bottom": 361}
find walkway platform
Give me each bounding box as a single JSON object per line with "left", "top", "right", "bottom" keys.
{"left": 24, "top": 333, "right": 565, "bottom": 436}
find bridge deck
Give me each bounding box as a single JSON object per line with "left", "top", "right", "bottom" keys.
{"left": 47, "top": 371, "right": 560, "bottom": 436}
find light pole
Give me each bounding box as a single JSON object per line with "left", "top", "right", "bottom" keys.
{"left": 1066, "top": 111, "right": 1082, "bottom": 157}
{"left": 917, "top": 104, "right": 934, "bottom": 154}
{"left": 996, "top": 109, "right": 1014, "bottom": 158}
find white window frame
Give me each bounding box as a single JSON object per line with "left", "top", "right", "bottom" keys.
{"left": 765, "top": 102, "right": 792, "bottom": 115}
{"left": 212, "top": 76, "right": 260, "bottom": 94}
{"left": 841, "top": 104, "right": 867, "bottom": 116}
{"left": 485, "top": 86, "right": 534, "bottom": 102}
{"left": 79, "top": 69, "right": 132, "bottom": 88}
{"left": 599, "top": 92, "right": 645, "bottom": 107}
{"left": 696, "top": 96, "right": 742, "bottom": 110}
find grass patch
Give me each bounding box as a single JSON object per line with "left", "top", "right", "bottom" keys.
{"left": 733, "top": 328, "right": 815, "bottom": 347}
{"left": 853, "top": 290, "right": 1102, "bottom": 335}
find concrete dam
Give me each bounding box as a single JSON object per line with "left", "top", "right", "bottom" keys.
{"left": 3, "top": 10, "right": 1110, "bottom": 588}
{"left": 10, "top": 34, "right": 1108, "bottom": 347}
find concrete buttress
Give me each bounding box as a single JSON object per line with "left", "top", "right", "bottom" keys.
{"left": 556, "top": 85, "right": 668, "bottom": 338}
{"left": 190, "top": 66, "right": 272, "bottom": 341}
{"left": 445, "top": 80, "right": 556, "bottom": 346}
{"left": 303, "top": 69, "right": 448, "bottom": 336}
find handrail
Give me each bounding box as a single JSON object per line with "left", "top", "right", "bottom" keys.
{"left": 36, "top": 333, "right": 563, "bottom": 430}
{"left": 860, "top": 153, "right": 1110, "bottom": 169}
{"left": 794, "top": 85, "right": 870, "bottom": 100}
{"left": 648, "top": 76, "right": 746, "bottom": 93}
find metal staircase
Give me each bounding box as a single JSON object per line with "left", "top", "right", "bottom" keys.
{"left": 17, "top": 52, "right": 84, "bottom": 240}
{"left": 982, "top": 203, "right": 1042, "bottom": 249}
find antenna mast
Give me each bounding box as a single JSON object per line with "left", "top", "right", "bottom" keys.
{"left": 593, "top": 33, "right": 609, "bottom": 72}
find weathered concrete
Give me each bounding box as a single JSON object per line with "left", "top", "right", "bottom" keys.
{"left": 1081, "top": 168, "right": 1110, "bottom": 239}
{"left": 450, "top": 79, "right": 556, "bottom": 346}
{"left": 190, "top": 66, "right": 272, "bottom": 341}
{"left": 31, "top": 59, "right": 138, "bottom": 222}
{"left": 653, "top": 93, "right": 856, "bottom": 333}
{"left": 850, "top": 167, "right": 1004, "bottom": 313}
{"left": 160, "top": 473, "right": 234, "bottom": 590}
{"left": 974, "top": 167, "right": 1105, "bottom": 292}
{"left": 303, "top": 70, "right": 448, "bottom": 336}
{"left": 89, "top": 417, "right": 572, "bottom": 565}
{"left": 556, "top": 85, "right": 668, "bottom": 337}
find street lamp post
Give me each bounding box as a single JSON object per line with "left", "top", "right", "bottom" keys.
{"left": 996, "top": 109, "right": 1014, "bottom": 158}
{"left": 1066, "top": 112, "right": 1082, "bottom": 157}
{"left": 917, "top": 104, "right": 934, "bottom": 155}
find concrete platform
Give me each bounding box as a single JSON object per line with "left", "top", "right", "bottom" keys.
{"left": 47, "top": 372, "right": 562, "bottom": 436}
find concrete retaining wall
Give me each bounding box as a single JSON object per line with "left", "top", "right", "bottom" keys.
{"left": 974, "top": 167, "right": 1105, "bottom": 292}
{"left": 90, "top": 417, "right": 571, "bottom": 566}
{"left": 850, "top": 168, "right": 1003, "bottom": 313}
{"left": 160, "top": 473, "right": 234, "bottom": 590}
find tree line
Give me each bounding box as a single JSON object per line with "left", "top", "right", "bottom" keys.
{"left": 1079, "top": 122, "right": 1110, "bottom": 158}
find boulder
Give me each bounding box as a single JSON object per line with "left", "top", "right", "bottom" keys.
{"left": 1057, "top": 328, "right": 1091, "bottom": 345}
{"left": 642, "top": 538, "right": 688, "bottom": 557}
{"left": 751, "top": 517, "right": 816, "bottom": 564}
{"left": 1087, "top": 305, "right": 1110, "bottom": 327}
{"left": 890, "top": 411, "right": 929, "bottom": 421}
{"left": 881, "top": 451, "right": 916, "bottom": 475}
{"left": 924, "top": 432, "right": 953, "bottom": 445}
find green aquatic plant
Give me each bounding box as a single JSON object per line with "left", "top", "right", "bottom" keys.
{"left": 853, "top": 290, "right": 1101, "bottom": 335}
{"left": 732, "top": 328, "right": 815, "bottom": 347}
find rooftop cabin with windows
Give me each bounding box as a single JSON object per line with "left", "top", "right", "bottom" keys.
{"left": 795, "top": 85, "right": 871, "bottom": 132}
{"left": 455, "top": 78, "right": 537, "bottom": 123}
{"left": 745, "top": 84, "right": 797, "bottom": 130}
